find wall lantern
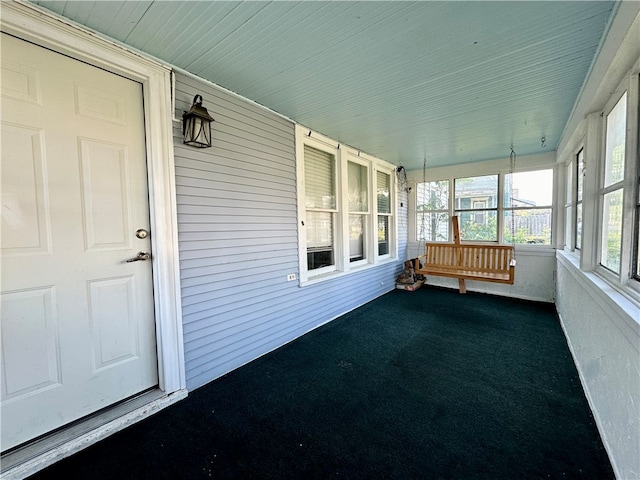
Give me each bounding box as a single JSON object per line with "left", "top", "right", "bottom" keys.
{"left": 182, "top": 94, "right": 215, "bottom": 148}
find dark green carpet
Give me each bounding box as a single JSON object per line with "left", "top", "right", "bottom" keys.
{"left": 29, "top": 287, "right": 613, "bottom": 479}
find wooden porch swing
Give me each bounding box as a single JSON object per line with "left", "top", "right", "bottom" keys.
{"left": 414, "top": 216, "right": 515, "bottom": 294}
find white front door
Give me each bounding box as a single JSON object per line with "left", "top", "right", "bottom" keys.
{"left": 1, "top": 34, "right": 158, "bottom": 451}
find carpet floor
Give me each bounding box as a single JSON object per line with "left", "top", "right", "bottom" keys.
{"left": 29, "top": 287, "right": 614, "bottom": 479}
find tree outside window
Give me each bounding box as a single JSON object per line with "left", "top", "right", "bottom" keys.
{"left": 416, "top": 180, "right": 449, "bottom": 241}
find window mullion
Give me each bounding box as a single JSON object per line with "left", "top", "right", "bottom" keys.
{"left": 581, "top": 112, "right": 602, "bottom": 271}
{"left": 498, "top": 173, "right": 505, "bottom": 244}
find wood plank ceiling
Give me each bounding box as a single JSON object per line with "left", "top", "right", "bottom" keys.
{"left": 30, "top": 0, "right": 616, "bottom": 170}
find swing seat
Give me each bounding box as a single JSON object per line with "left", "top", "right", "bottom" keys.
{"left": 414, "top": 243, "right": 515, "bottom": 293}
{"left": 414, "top": 216, "right": 515, "bottom": 294}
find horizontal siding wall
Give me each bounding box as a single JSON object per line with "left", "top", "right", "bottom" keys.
{"left": 174, "top": 73, "right": 404, "bottom": 390}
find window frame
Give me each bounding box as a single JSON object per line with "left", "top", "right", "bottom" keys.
{"left": 344, "top": 152, "right": 371, "bottom": 268}
{"left": 454, "top": 174, "right": 499, "bottom": 242}
{"left": 593, "top": 72, "right": 639, "bottom": 295}
{"left": 301, "top": 137, "right": 340, "bottom": 277}
{"left": 416, "top": 178, "right": 451, "bottom": 242}
{"left": 503, "top": 169, "right": 554, "bottom": 246}
{"left": 296, "top": 126, "right": 397, "bottom": 285}
{"left": 375, "top": 166, "right": 395, "bottom": 260}
{"left": 575, "top": 148, "right": 585, "bottom": 251}
{"left": 597, "top": 90, "right": 627, "bottom": 275}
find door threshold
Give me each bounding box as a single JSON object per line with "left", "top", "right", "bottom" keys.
{"left": 1, "top": 388, "right": 187, "bottom": 479}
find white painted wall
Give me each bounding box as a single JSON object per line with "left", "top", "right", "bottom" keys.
{"left": 556, "top": 253, "right": 639, "bottom": 479}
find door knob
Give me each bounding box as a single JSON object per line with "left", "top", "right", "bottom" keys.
{"left": 126, "top": 251, "right": 151, "bottom": 262}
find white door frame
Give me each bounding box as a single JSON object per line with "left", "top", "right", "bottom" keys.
{"left": 1, "top": 0, "right": 186, "bottom": 474}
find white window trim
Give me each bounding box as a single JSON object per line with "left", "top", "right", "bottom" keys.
{"left": 374, "top": 164, "right": 396, "bottom": 261}
{"left": 295, "top": 125, "right": 397, "bottom": 285}
{"left": 595, "top": 73, "right": 639, "bottom": 290}
{"left": 414, "top": 179, "right": 451, "bottom": 242}
{"left": 558, "top": 61, "right": 640, "bottom": 304}
{"left": 574, "top": 146, "right": 585, "bottom": 251}
{"left": 343, "top": 151, "right": 372, "bottom": 268}
{"left": 1, "top": 2, "right": 186, "bottom": 475}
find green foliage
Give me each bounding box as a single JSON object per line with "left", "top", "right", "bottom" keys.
{"left": 460, "top": 214, "right": 496, "bottom": 241}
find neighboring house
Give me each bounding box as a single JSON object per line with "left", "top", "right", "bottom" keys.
{"left": 1, "top": 2, "right": 638, "bottom": 479}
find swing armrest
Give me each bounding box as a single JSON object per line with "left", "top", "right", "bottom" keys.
{"left": 414, "top": 255, "right": 427, "bottom": 272}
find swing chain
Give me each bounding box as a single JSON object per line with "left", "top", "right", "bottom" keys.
{"left": 419, "top": 157, "right": 427, "bottom": 241}
{"left": 509, "top": 144, "right": 516, "bottom": 247}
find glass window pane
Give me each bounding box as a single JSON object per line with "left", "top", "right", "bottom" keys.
{"left": 455, "top": 175, "right": 498, "bottom": 210}
{"left": 377, "top": 171, "right": 390, "bottom": 214}
{"left": 576, "top": 149, "right": 584, "bottom": 251}
{"left": 504, "top": 209, "right": 552, "bottom": 245}
{"left": 458, "top": 210, "right": 497, "bottom": 241}
{"left": 306, "top": 211, "right": 334, "bottom": 270}
{"left": 601, "top": 189, "right": 623, "bottom": 273}
{"left": 418, "top": 212, "right": 450, "bottom": 242}
{"left": 577, "top": 149, "right": 584, "bottom": 202}
{"left": 504, "top": 170, "right": 553, "bottom": 207}
{"left": 566, "top": 161, "right": 574, "bottom": 204}
{"left": 304, "top": 145, "right": 335, "bottom": 209}
{"left": 564, "top": 205, "right": 573, "bottom": 249}
{"left": 378, "top": 215, "right": 389, "bottom": 255}
{"left": 417, "top": 180, "right": 449, "bottom": 242}
{"left": 604, "top": 93, "right": 627, "bottom": 187}
{"left": 417, "top": 180, "right": 449, "bottom": 211}
{"left": 576, "top": 203, "right": 583, "bottom": 250}
{"left": 349, "top": 214, "right": 365, "bottom": 262}
{"left": 348, "top": 161, "right": 368, "bottom": 212}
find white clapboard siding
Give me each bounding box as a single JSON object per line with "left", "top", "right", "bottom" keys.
{"left": 174, "top": 73, "right": 404, "bottom": 390}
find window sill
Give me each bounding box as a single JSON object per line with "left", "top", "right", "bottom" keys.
{"left": 513, "top": 244, "right": 556, "bottom": 255}
{"left": 300, "top": 257, "right": 399, "bottom": 287}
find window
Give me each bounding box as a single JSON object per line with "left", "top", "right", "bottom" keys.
{"left": 296, "top": 126, "right": 396, "bottom": 283}
{"left": 377, "top": 170, "right": 391, "bottom": 256}
{"left": 348, "top": 160, "right": 368, "bottom": 263}
{"left": 575, "top": 149, "right": 584, "bottom": 250}
{"left": 564, "top": 157, "right": 574, "bottom": 250}
{"left": 454, "top": 175, "right": 498, "bottom": 241}
{"left": 599, "top": 92, "right": 626, "bottom": 274}
{"left": 304, "top": 144, "right": 337, "bottom": 273}
{"left": 560, "top": 71, "right": 639, "bottom": 296}
{"left": 416, "top": 180, "right": 450, "bottom": 241}
{"left": 504, "top": 169, "right": 553, "bottom": 245}
{"left": 417, "top": 170, "right": 554, "bottom": 245}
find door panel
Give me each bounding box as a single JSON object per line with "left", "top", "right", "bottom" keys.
{"left": 79, "top": 138, "right": 131, "bottom": 249}
{"left": 1, "top": 34, "right": 158, "bottom": 451}
{"left": 0, "top": 124, "right": 51, "bottom": 255}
